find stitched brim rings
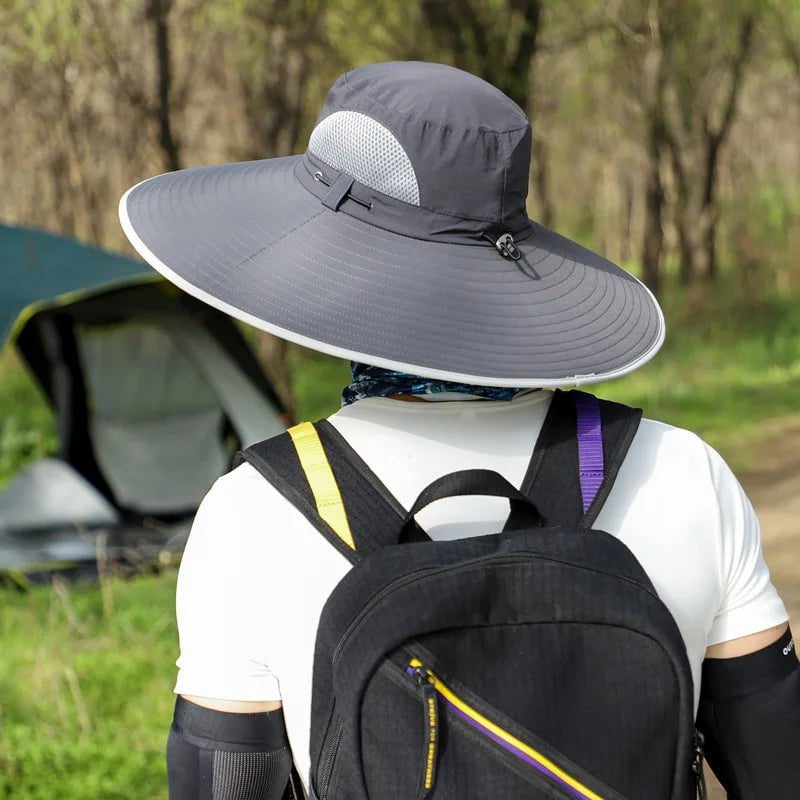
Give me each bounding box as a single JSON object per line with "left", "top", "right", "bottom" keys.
{"left": 119, "top": 63, "right": 664, "bottom": 388}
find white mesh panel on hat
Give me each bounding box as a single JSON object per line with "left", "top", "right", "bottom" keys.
{"left": 308, "top": 110, "right": 420, "bottom": 206}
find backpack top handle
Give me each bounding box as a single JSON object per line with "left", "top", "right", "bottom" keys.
{"left": 397, "top": 468, "right": 545, "bottom": 544}
{"left": 235, "top": 390, "right": 642, "bottom": 564}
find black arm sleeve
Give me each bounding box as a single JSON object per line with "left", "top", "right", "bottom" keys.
{"left": 697, "top": 626, "right": 800, "bottom": 799}
{"left": 167, "top": 696, "right": 294, "bottom": 800}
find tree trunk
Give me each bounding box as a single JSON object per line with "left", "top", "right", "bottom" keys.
{"left": 532, "top": 135, "right": 555, "bottom": 228}
{"left": 420, "top": 0, "right": 542, "bottom": 110}
{"left": 639, "top": 22, "right": 668, "bottom": 296}
{"left": 499, "top": 0, "right": 542, "bottom": 111}
{"left": 257, "top": 336, "right": 294, "bottom": 415}
{"left": 147, "top": 0, "right": 182, "bottom": 172}
{"left": 620, "top": 173, "right": 634, "bottom": 264}
{"left": 49, "top": 149, "right": 77, "bottom": 238}
{"left": 664, "top": 13, "right": 755, "bottom": 285}
{"left": 677, "top": 217, "right": 695, "bottom": 285}
{"left": 236, "top": 1, "right": 333, "bottom": 419}
{"left": 663, "top": 133, "right": 695, "bottom": 285}
{"left": 642, "top": 119, "right": 665, "bottom": 295}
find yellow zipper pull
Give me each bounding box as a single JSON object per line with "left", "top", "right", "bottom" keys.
{"left": 413, "top": 666, "right": 439, "bottom": 799}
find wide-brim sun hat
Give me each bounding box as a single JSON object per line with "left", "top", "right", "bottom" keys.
{"left": 119, "top": 61, "right": 664, "bottom": 388}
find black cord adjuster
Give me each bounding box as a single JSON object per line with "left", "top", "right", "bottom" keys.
{"left": 495, "top": 232, "right": 522, "bottom": 260}
{"left": 482, "top": 231, "right": 522, "bottom": 260}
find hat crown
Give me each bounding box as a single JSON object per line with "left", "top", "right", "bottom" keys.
{"left": 337, "top": 61, "right": 528, "bottom": 132}
{"left": 307, "top": 62, "right": 532, "bottom": 228}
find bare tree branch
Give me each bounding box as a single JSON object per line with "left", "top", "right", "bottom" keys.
{"left": 537, "top": 20, "right": 610, "bottom": 54}
{"left": 709, "top": 14, "right": 756, "bottom": 147}
{"left": 86, "top": 0, "right": 153, "bottom": 114}
{"left": 147, "top": 0, "right": 182, "bottom": 171}
{"left": 604, "top": 0, "right": 647, "bottom": 44}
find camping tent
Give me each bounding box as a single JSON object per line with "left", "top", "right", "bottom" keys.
{"left": 0, "top": 224, "right": 288, "bottom": 578}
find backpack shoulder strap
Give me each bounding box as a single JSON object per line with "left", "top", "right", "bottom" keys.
{"left": 314, "top": 420, "right": 421, "bottom": 552}
{"left": 237, "top": 390, "right": 641, "bottom": 559}
{"left": 234, "top": 420, "right": 409, "bottom": 564}
{"left": 515, "top": 389, "right": 642, "bottom": 528}
{"left": 234, "top": 423, "right": 360, "bottom": 564}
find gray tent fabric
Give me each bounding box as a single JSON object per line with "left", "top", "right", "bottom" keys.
{"left": 0, "top": 458, "right": 118, "bottom": 534}
{"left": 161, "top": 318, "right": 285, "bottom": 448}
{"left": 76, "top": 321, "right": 231, "bottom": 514}
{"left": 1, "top": 230, "right": 287, "bottom": 575}
{"left": 120, "top": 61, "right": 665, "bottom": 388}
{"left": 0, "top": 458, "right": 191, "bottom": 577}
{"left": 6, "top": 281, "right": 286, "bottom": 517}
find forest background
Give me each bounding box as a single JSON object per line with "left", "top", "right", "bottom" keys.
{"left": 1, "top": 0, "right": 799, "bottom": 798}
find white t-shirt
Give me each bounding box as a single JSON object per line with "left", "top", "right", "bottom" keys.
{"left": 174, "top": 391, "right": 787, "bottom": 784}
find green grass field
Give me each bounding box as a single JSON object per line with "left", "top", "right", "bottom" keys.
{"left": 1, "top": 290, "right": 799, "bottom": 798}
{"left": 597, "top": 291, "right": 800, "bottom": 471}
{"left": 0, "top": 573, "right": 176, "bottom": 799}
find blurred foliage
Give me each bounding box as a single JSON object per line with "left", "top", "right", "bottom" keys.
{"left": 1, "top": 2, "right": 800, "bottom": 798}
{"left": 597, "top": 289, "right": 800, "bottom": 471}
{"left": 0, "top": 351, "right": 56, "bottom": 487}
{"left": 0, "top": 0, "right": 797, "bottom": 280}
{"left": 1, "top": 288, "right": 800, "bottom": 798}
{"left": 3, "top": 287, "right": 799, "bottom": 488}
{"left": 290, "top": 346, "right": 351, "bottom": 422}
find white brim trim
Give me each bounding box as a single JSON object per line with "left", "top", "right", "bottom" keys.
{"left": 119, "top": 177, "right": 665, "bottom": 389}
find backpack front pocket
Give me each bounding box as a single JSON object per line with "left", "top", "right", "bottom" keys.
{"left": 406, "top": 658, "right": 627, "bottom": 800}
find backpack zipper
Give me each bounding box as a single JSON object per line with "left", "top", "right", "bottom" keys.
{"left": 412, "top": 666, "right": 439, "bottom": 799}
{"left": 316, "top": 718, "right": 343, "bottom": 800}
{"left": 407, "top": 659, "right": 608, "bottom": 800}
{"left": 324, "top": 551, "right": 669, "bottom": 799}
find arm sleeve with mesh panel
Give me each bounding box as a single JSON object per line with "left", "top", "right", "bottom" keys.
{"left": 167, "top": 696, "right": 295, "bottom": 800}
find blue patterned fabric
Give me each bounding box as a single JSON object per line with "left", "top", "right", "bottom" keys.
{"left": 342, "top": 362, "right": 531, "bottom": 405}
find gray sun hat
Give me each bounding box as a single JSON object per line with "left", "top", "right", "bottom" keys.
{"left": 119, "top": 61, "right": 664, "bottom": 388}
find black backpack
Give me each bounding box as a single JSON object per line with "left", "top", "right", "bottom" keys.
{"left": 238, "top": 390, "right": 705, "bottom": 800}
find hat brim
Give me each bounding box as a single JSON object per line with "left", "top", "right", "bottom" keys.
{"left": 119, "top": 156, "right": 664, "bottom": 388}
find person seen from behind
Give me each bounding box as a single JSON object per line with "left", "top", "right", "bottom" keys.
{"left": 120, "top": 61, "right": 800, "bottom": 799}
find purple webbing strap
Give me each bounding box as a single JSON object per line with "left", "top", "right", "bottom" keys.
{"left": 575, "top": 394, "right": 604, "bottom": 513}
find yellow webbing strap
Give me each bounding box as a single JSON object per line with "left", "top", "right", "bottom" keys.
{"left": 288, "top": 422, "right": 355, "bottom": 550}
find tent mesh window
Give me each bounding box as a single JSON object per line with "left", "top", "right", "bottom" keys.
{"left": 76, "top": 321, "right": 229, "bottom": 515}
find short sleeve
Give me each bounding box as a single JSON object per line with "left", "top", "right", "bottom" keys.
{"left": 173, "top": 465, "right": 283, "bottom": 702}
{"left": 706, "top": 445, "right": 788, "bottom": 646}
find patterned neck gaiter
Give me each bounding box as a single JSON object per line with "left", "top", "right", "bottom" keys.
{"left": 341, "top": 362, "right": 533, "bottom": 406}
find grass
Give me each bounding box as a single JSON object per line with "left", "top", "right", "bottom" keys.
{"left": 597, "top": 290, "right": 800, "bottom": 471}
{"left": 0, "top": 350, "right": 56, "bottom": 487}
{"left": 2, "top": 290, "right": 799, "bottom": 484}
{"left": 290, "top": 346, "right": 351, "bottom": 423}
{"left": 292, "top": 288, "right": 800, "bottom": 472}
{"left": 1, "top": 288, "right": 799, "bottom": 798}
{"left": 0, "top": 572, "right": 176, "bottom": 800}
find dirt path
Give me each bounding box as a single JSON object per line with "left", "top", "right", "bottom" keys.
{"left": 742, "top": 420, "right": 800, "bottom": 616}
{"left": 706, "top": 419, "right": 800, "bottom": 798}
